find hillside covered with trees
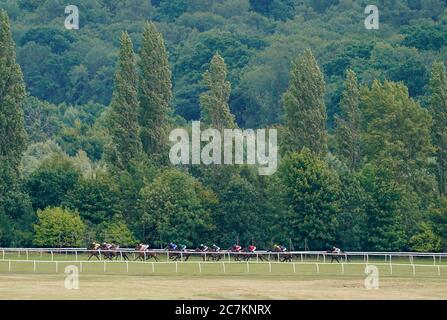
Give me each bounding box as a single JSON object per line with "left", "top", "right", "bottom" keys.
{"left": 1, "top": 0, "right": 447, "bottom": 251}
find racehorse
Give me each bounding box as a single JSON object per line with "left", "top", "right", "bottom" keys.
{"left": 208, "top": 247, "right": 223, "bottom": 261}
{"left": 230, "top": 247, "right": 267, "bottom": 262}
{"left": 134, "top": 244, "right": 159, "bottom": 262}
{"left": 165, "top": 246, "right": 190, "bottom": 262}
{"left": 269, "top": 246, "right": 293, "bottom": 263}
{"left": 87, "top": 242, "right": 101, "bottom": 261}
{"left": 100, "top": 243, "right": 130, "bottom": 260}
{"left": 327, "top": 250, "right": 351, "bottom": 263}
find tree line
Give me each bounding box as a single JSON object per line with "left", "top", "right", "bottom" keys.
{"left": 0, "top": 4, "right": 447, "bottom": 251}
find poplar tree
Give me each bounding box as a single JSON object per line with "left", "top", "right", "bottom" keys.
{"left": 138, "top": 22, "right": 172, "bottom": 157}
{"left": 0, "top": 11, "right": 27, "bottom": 179}
{"left": 429, "top": 62, "right": 447, "bottom": 195}
{"left": 199, "top": 53, "right": 236, "bottom": 130}
{"left": 283, "top": 49, "right": 328, "bottom": 156}
{"left": 107, "top": 32, "right": 142, "bottom": 169}
{"left": 334, "top": 69, "right": 362, "bottom": 171}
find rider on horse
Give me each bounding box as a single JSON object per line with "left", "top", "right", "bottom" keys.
{"left": 198, "top": 244, "right": 208, "bottom": 252}
{"left": 168, "top": 242, "right": 178, "bottom": 251}
{"left": 179, "top": 244, "right": 187, "bottom": 251}
{"left": 232, "top": 244, "right": 242, "bottom": 252}
{"left": 103, "top": 242, "right": 112, "bottom": 250}
{"left": 211, "top": 244, "right": 220, "bottom": 252}
{"left": 248, "top": 244, "right": 256, "bottom": 252}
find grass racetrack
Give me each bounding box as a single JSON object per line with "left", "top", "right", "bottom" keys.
{"left": 1, "top": 251, "right": 447, "bottom": 299}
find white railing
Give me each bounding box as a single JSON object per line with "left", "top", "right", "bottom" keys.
{"left": 0, "top": 248, "right": 446, "bottom": 264}
{"left": 1, "top": 258, "right": 446, "bottom": 278}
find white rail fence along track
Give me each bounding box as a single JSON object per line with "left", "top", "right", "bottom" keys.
{"left": 0, "top": 248, "right": 446, "bottom": 277}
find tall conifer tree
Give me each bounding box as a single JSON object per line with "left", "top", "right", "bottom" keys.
{"left": 283, "top": 49, "right": 328, "bottom": 156}
{"left": 107, "top": 32, "right": 141, "bottom": 169}
{"left": 0, "top": 11, "right": 27, "bottom": 182}
{"left": 199, "top": 53, "right": 236, "bottom": 130}
{"left": 429, "top": 62, "right": 447, "bottom": 195}
{"left": 138, "top": 22, "right": 172, "bottom": 157}
{"left": 334, "top": 69, "right": 362, "bottom": 171}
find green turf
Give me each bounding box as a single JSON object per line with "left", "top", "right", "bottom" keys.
{"left": 0, "top": 257, "right": 446, "bottom": 279}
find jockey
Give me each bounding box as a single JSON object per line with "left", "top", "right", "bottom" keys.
{"left": 332, "top": 246, "right": 341, "bottom": 254}
{"left": 232, "top": 244, "right": 242, "bottom": 252}
{"left": 198, "top": 244, "right": 208, "bottom": 251}
{"left": 168, "top": 242, "right": 177, "bottom": 251}
{"left": 279, "top": 245, "right": 287, "bottom": 252}
{"left": 179, "top": 244, "right": 187, "bottom": 251}
{"left": 272, "top": 244, "right": 280, "bottom": 251}
{"left": 140, "top": 244, "right": 149, "bottom": 251}
{"left": 248, "top": 245, "right": 256, "bottom": 252}
{"left": 211, "top": 244, "right": 220, "bottom": 252}
{"left": 103, "top": 242, "right": 112, "bottom": 250}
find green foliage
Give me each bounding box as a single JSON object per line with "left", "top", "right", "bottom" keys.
{"left": 279, "top": 149, "right": 340, "bottom": 250}
{"left": 410, "top": 223, "right": 442, "bottom": 252}
{"left": 359, "top": 165, "right": 408, "bottom": 251}
{"left": 249, "top": 0, "right": 296, "bottom": 21}
{"left": 1, "top": 2, "right": 447, "bottom": 250}
{"left": 429, "top": 62, "right": 447, "bottom": 195}
{"left": 283, "top": 49, "right": 328, "bottom": 157}
{"left": 25, "top": 155, "right": 80, "bottom": 210}
{"left": 139, "top": 169, "right": 216, "bottom": 246}
{"left": 62, "top": 175, "right": 121, "bottom": 225}
{"left": 401, "top": 22, "right": 447, "bottom": 51}
{"left": 100, "top": 221, "right": 136, "bottom": 246}
{"left": 106, "top": 32, "right": 142, "bottom": 169}
{"left": 0, "top": 10, "right": 27, "bottom": 176}
{"left": 33, "top": 207, "right": 85, "bottom": 247}
{"left": 139, "top": 22, "right": 172, "bottom": 157}
{"left": 200, "top": 53, "right": 236, "bottom": 129}
{"left": 0, "top": 189, "right": 35, "bottom": 246}
{"left": 215, "top": 176, "right": 264, "bottom": 246}
{"left": 361, "top": 80, "right": 434, "bottom": 182}
{"left": 334, "top": 69, "right": 362, "bottom": 171}
{"left": 337, "top": 172, "right": 367, "bottom": 251}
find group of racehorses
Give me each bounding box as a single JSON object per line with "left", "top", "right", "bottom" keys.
{"left": 87, "top": 242, "right": 350, "bottom": 263}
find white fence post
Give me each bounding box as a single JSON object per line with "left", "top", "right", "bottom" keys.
{"left": 33, "top": 260, "right": 36, "bottom": 273}
{"left": 222, "top": 262, "right": 225, "bottom": 273}
{"left": 246, "top": 262, "right": 249, "bottom": 273}
{"left": 198, "top": 262, "right": 202, "bottom": 273}
{"left": 26, "top": 250, "right": 29, "bottom": 261}
{"left": 390, "top": 263, "right": 393, "bottom": 275}
{"left": 51, "top": 251, "right": 54, "bottom": 261}
{"left": 151, "top": 262, "right": 155, "bottom": 273}
{"left": 55, "top": 261, "right": 58, "bottom": 273}
{"left": 341, "top": 263, "right": 344, "bottom": 274}
{"left": 300, "top": 253, "right": 303, "bottom": 263}
{"left": 80, "top": 261, "right": 83, "bottom": 273}
{"left": 316, "top": 263, "right": 319, "bottom": 274}
{"left": 75, "top": 251, "right": 78, "bottom": 261}
{"left": 293, "top": 263, "right": 296, "bottom": 273}
{"left": 438, "top": 265, "right": 441, "bottom": 277}
{"left": 412, "top": 264, "right": 415, "bottom": 276}
{"left": 269, "top": 262, "right": 272, "bottom": 273}
{"left": 8, "top": 260, "right": 11, "bottom": 272}
{"left": 103, "top": 261, "right": 106, "bottom": 273}
{"left": 126, "top": 261, "right": 129, "bottom": 273}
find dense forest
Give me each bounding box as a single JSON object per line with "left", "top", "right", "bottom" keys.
{"left": 1, "top": 0, "right": 447, "bottom": 251}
